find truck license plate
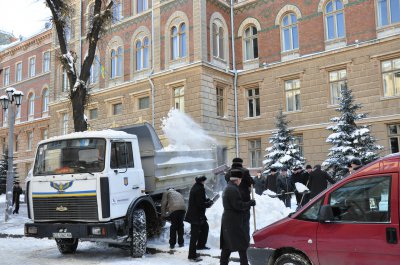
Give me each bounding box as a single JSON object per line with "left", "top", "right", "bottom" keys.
{"left": 53, "top": 232, "right": 72, "bottom": 238}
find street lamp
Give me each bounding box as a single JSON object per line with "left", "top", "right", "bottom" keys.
{"left": 1, "top": 87, "right": 23, "bottom": 222}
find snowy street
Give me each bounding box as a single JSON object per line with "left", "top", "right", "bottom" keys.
{"left": 0, "top": 193, "right": 293, "bottom": 265}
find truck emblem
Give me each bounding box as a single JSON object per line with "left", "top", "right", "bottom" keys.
{"left": 56, "top": 206, "right": 68, "bottom": 212}
{"left": 50, "top": 181, "right": 73, "bottom": 193}
{"left": 124, "top": 177, "right": 128, "bottom": 186}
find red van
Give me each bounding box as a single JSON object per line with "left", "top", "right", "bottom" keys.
{"left": 248, "top": 153, "right": 400, "bottom": 265}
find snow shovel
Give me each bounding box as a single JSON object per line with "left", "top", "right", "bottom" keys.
{"left": 251, "top": 184, "right": 257, "bottom": 231}
{"left": 267, "top": 191, "right": 295, "bottom": 198}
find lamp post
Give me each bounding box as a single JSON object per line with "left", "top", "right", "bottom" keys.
{"left": 1, "top": 87, "right": 23, "bottom": 222}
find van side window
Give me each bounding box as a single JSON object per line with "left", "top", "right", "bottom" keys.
{"left": 297, "top": 197, "right": 324, "bottom": 221}
{"left": 110, "top": 142, "right": 134, "bottom": 169}
{"left": 328, "top": 176, "right": 391, "bottom": 223}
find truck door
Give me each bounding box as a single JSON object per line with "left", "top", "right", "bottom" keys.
{"left": 108, "top": 141, "right": 142, "bottom": 218}
{"left": 316, "top": 174, "right": 400, "bottom": 265}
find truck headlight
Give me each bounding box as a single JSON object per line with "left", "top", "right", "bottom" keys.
{"left": 91, "top": 227, "right": 105, "bottom": 236}
{"left": 26, "top": 226, "right": 38, "bottom": 235}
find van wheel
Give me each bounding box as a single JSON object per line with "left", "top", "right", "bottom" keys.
{"left": 274, "top": 253, "right": 310, "bottom": 265}
{"left": 130, "top": 208, "right": 147, "bottom": 258}
{"left": 55, "top": 238, "right": 79, "bottom": 254}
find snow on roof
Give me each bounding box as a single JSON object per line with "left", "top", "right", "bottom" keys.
{"left": 39, "top": 130, "right": 135, "bottom": 145}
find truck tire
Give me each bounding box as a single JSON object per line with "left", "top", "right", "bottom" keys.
{"left": 130, "top": 208, "right": 147, "bottom": 258}
{"left": 274, "top": 253, "right": 310, "bottom": 265}
{"left": 55, "top": 238, "right": 79, "bottom": 254}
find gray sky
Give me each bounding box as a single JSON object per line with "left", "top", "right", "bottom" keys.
{"left": 0, "top": 0, "right": 51, "bottom": 38}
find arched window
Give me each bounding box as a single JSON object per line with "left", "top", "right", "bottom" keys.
{"left": 325, "top": 0, "right": 345, "bottom": 40}
{"left": 136, "top": 37, "right": 149, "bottom": 70}
{"left": 28, "top": 93, "right": 35, "bottom": 117}
{"left": 244, "top": 26, "right": 258, "bottom": 60}
{"left": 112, "top": 1, "right": 122, "bottom": 24}
{"left": 136, "top": 40, "right": 142, "bottom": 70}
{"left": 137, "top": 0, "right": 148, "bottom": 14}
{"left": 42, "top": 88, "right": 49, "bottom": 113}
{"left": 171, "top": 23, "right": 187, "bottom": 60}
{"left": 281, "top": 13, "right": 299, "bottom": 52}
{"left": 143, "top": 37, "right": 149, "bottom": 68}
{"left": 212, "top": 22, "right": 224, "bottom": 60}
{"left": 111, "top": 47, "right": 123, "bottom": 78}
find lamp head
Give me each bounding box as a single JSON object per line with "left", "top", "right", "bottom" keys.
{"left": 5, "top": 87, "right": 15, "bottom": 101}
{"left": 12, "top": 91, "right": 24, "bottom": 106}
{"left": 0, "top": 95, "right": 9, "bottom": 110}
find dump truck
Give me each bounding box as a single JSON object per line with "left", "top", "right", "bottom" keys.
{"left": 24, "top": 123, "right": 217, "bottom": 257}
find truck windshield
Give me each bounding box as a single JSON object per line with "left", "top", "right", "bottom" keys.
{"left": 33, "top": 138, "right": 106, "bottom": 175}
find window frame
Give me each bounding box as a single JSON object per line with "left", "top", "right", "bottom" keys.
{"left": 28, "top": 93, "right": 35, "bottom": 117}
{"left": 3, "top": 67, "right": 10, "bottom": 86}
{"left": 381, "top": 57, "right": 400, "bottom": 97}
{"left": 16, "top": 62, "right": 22, "bottom": 82}
{"left": 42, "top": 88, "right": 49, "bottom": 113}
{"left": 136, "top": 0, "right": 148, "bottom": 14}
{"left": 135, "top": 37, "right": 150, "bottom": 71}
{"left": 27, "top": 131, "right": 33, "bottom": 151}
{"left": 246, "top": 87, "right": 260, "bottom": 118}
{"left": 243, "top": 25, "right": 259, "bottom": 61}
{"left": 173, "top": 86, "right": 185, "bottom": 112}
{"left": 377, "top": 0, "right": 400, "bottom": 27}
{"left": 28, "top": 56, "right": 36, "bottom": 78}
{"left": 388, "top": 124, "right": 400, "bottom": 153}
{"left": 329, "top": 69, "right": 347, "bottom": 105}
{"left": 216, "top": 86, "right": 225, "bottom": 117}
{"left": 248, "top": 138, "right": 262, "bottom": 168}
{"left": 43, "top": 51, "right": 51, "bottom": 72}
{"left": 138, "top": 96, "right": 150, "bottom": 110}
{"left": 170, "top": 23, "right": 187, "bottom": 60}
{"left": 61, "top": 112, "right": 68, "bottom": 135}
{"left": 285, "top": 79, "right": 301, "bottom": 112}
{"left": 324, "top": 0, "right": 346, "bottom": 41}
{"left": 281, "top": 13, "right": 299, "bottom": 52}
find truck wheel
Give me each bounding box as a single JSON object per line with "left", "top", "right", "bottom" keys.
{"left": 130, "top": 208, "right": 147, "bottom": 258}
{"left": 55, "top": 238, "right": 79, "bottom": 254}
{"left": 274, "top": 253, "right": 310, "bottom": 265}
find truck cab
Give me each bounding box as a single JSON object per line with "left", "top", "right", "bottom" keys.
{"left": 248, "top": 153, "right": 400, "bottom": 265}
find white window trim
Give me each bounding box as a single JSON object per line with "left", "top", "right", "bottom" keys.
{"left": 210, "top": 12, "right": 229, "bottom": 68}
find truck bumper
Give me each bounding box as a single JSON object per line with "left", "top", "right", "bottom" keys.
{"left": 25, "top": 222, "right": 118, "bottom": 239}
{"left": 247, "top": 247, "right": 275, "bottom": 265}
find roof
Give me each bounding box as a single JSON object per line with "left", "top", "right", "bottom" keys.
{"left": 38, "top": 130, "right": 136, "bottom": 145}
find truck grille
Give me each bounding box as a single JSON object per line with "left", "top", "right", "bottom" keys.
{"left": 33, "top": 196, "right": 99, "bottom": 221}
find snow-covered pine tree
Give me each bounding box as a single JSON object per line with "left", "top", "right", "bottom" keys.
{"left": 263, "top": 108, "right": 305, "bottom": 173}
{"left": 322, "top": 82, "right": 382, "bottom": 180}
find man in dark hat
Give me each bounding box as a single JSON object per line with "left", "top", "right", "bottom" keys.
{"left": 265, "top": 167, "right": 279, "bottom": 193}
{"left": 350, "top": 158, "right": 363, "bottom": 172}
{"left": 253, "top": 170, "right": 265, "bottom": 195}
{"left": 220, "top": 169, "right": 256, "bottom": 265}
{"left": 224, "top": 157, "right": 254, "bottom": 239}
{"left": 309, "top": 165, "right": 335, "bottom": 199}
{"left": 290, "top": 166, "right": 307, "bottom": 207}
{"left": 300, "top": 165, "right": 313, "bottom": 206}
{"left": 12, "top": 182, "right": 23, "bottom": 214}
{"left": 276, "top": 167, "right": 294, "bottom": 208}
{"left": 185, "top": 176, "right": 213, "bottom": 262}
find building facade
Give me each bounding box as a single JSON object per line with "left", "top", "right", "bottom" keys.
{"left": 1, "top": 0, "right": 400, "bottom": 183}
{"left": 0, "top": 29, "right": 52, "bottom": 181}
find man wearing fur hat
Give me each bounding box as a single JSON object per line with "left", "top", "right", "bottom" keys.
{"left": 220, "top": 169, "right": 256, "bottom": 265}
{"left": 185, "top": 176, "right": 213, "bottom": 262}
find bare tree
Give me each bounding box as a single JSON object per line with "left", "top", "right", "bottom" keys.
{"left": 45, "top": 0, "right": 113, "bottom": 132}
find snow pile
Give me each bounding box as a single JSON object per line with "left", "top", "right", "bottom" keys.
{"left": 161, "top": 109, "right": 217, "bottom": 151}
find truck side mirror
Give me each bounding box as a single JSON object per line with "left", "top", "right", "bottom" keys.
{"left": 318, "top": 205, "right": 334, "bottom": 223}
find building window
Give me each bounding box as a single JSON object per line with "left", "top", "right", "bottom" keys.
{"left": 89, "top": 55, "right": 100, "bottom": 84}
{"left": 16, "top": 105, "right": 21, "bottom": 120}
{"left": 41, "top": 128, "right": 48, "bottom": 140}
{"left": 111, "top": 47, "right": 123, "bottom": 78}
{"left": 112, "top": 103, "right": 123, "bottom": 115}
{"left": 14, "top": 134, "right": 19, "bottom": 152}
{"left": 16, "top": 63, "right": 22, "bottom": 82}
{"left": 248, "top": 139, "right": 262, "bottom": 168}
{"left": 42, "top": 88, "right": 49, "bottom": 113}
{"left": 329, "top": 69, "right": 347, "bottom": 105}
{"left": 244, "top": 26, "right": 258, "bottom": 61}
{"left": 61, "top": 113, "right": 68, "bottom": 135}
{"left": 136, "top": 37, "right": 149, "bottom": 71}
{"left": 43, "top": 51, "right": 51, "bottom": 72}
{"left": 29, "top": 57, "right": 36, "bottom": 77}
{"left": 285, "top": 79, "right": 301, "bottom": 112}
{"left": 377, "top": 0, "right": 400, "bottom": 27}
{"left": 28, "top": 93, "right": 35, "bottom": 117}
{"left": 171, "top": 23, "right": 187, "bottom": 60}
{"left": 3, "top": 109, "right": 8, "bottom": 126}
{"left": 216, "top": 87, "right": 225, "bottom": 117}
{"left": 325, "top": 0, "right": 345, "bottom": 40}
{"left": 281, "top": 13, "right": 299, "bottom": 52}
{"left": 62, "top": 67, "right": 69, "bottom": 92}
{"left": 89, "top": 108, "right": 98, "bottom": 120}
{"left": 112, "top": 1, "right": 122, "bottom": 23}
{"left": 27, "top": 131, "right": 33, "bottom": 150}
{"left": 173, "top": 87, "right": 185, "bottom": 111}
{"left": 212, "top": 22, "right": 225, "bottom": 60}
{"left": 382, "top": 58, "right": 400, "bottom": 97}
{"left": 247, "top": 87, "right": 260, "bottom": 117}
{"left": 137, "top": 0, "right": 148, "bottom": 14}
{"left": 138, "top": 96, "right": 150, "bottom": 110}
{"left": 388, "top": 124, "right": 400, "bottom": 153}
{"left": 3, "top": 67, "right": 10, "bottom": 86}
{"left": 292, "top": 135, "right": 304, "bottom": 157}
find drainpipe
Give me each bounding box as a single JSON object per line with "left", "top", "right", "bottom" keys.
{"left": 79, "top": 0, "right": 82, "bottom": 72}
{"left": 147, "top": 0, "right": 155, "bottom": 128}
{"left": 230, "top": 0, "right": 239, "bottom": 157}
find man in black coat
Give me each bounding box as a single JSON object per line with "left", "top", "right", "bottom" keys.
{"left": 12, "top": 182, "right": 23, "bottom": 214}
{"left": 220, "top": 169, "right": 256, "bottom": 265}
{"left": 299, "top": 165, "right": 312, "bottom": 206}
{"left": 224, "top": 157, "right": 254, "bottom": 238}
{"left": 350, "top": 158, "right": 363, "bottom": 172}
{"left": 309, "top": 165, "right": 336, "bottom": 199}
{"left": 276, "top": 167, "right": 294, "bottom": 208}
{"left": 291, "top": 166, "right": 307, "bottom": 207}
{"left": 265, "top": 167, "right": 279, "bottom": 193}
{"left": 253, "top": 170, "right": 265, "bottom": 195}
{"left": 185, "top": 176, "right": 213, "bottom": 262}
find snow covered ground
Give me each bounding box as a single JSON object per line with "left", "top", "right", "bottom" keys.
{"left": 0, "top": 192, "right": 295, "bottom": 264}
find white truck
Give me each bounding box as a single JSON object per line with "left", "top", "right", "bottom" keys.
{"left": 24, "top": 123, "right": 217, "bottom": 257}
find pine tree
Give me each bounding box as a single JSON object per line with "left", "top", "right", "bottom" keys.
{"left": 263, "top": 108, "right": 305, "bottom": 173}
{"left": 322, "top": 83, "right": 382, "bottom": 180}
